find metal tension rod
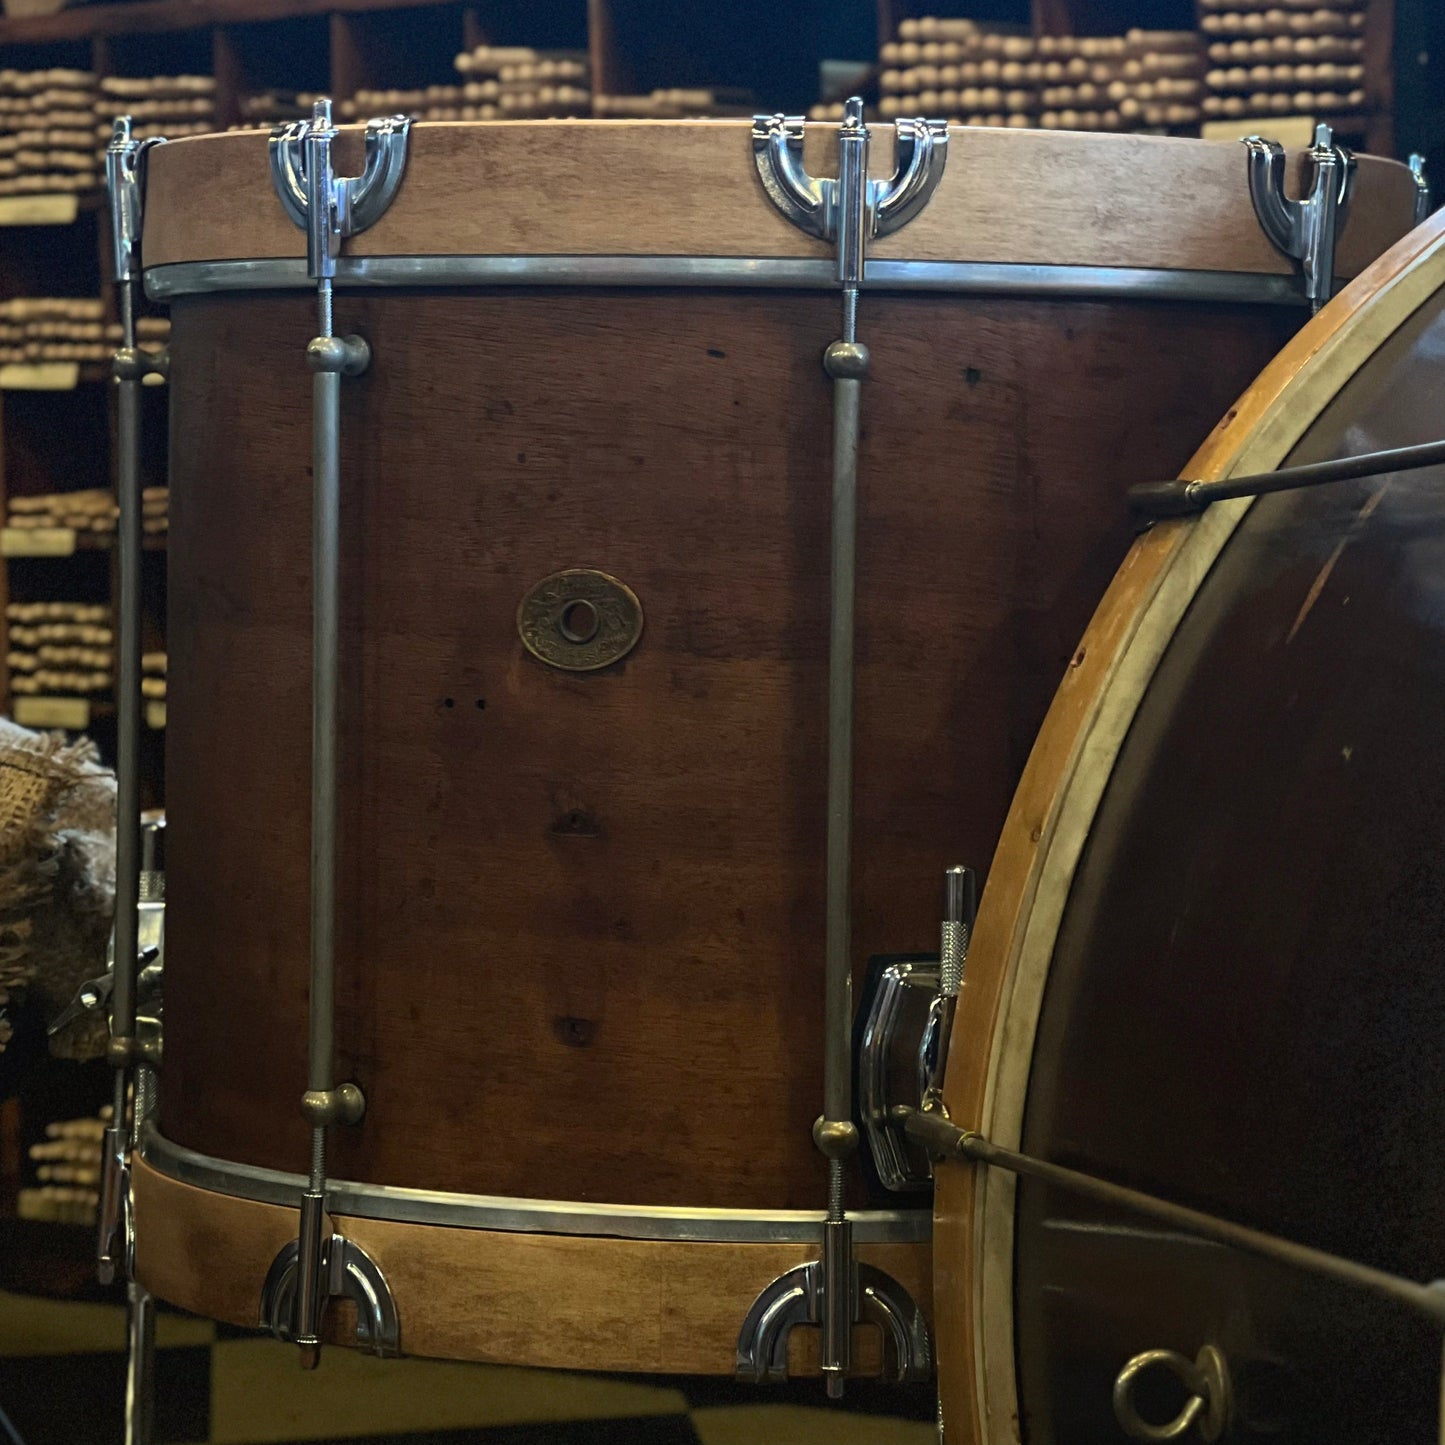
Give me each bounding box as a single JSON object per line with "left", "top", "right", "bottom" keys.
{"left": 903, "top": 1110, "right": 1445, "bottom": 1328}
{"left": 99, "top": 116, "right": 168, "bottom": 1293}
{"left": 1128, "top": 438, "right": 1445, "bottom": 520}
{"left": 266, "top": 98, "right": 409, "bottom": 1369}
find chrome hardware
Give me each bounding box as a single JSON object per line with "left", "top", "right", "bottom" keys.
{"left": 1114, "top": 1346, "right": 1231, "bottom": 1443}
{"left": 859, "top": 958, "right": 939, "bottom": 1191}
{"left": 260, "top": 1231, "right": 400, "bottom": 1357}
{"left": 921, "top": 864, "right": 975, "bottom": 1110}
{"left": 1243, "top": 124, "right": 1356, "bottom": 312}
{"left": 750, "top": 101, "right": 948, "bottom": 275}
{"left": 269, "top": 105, "right": 411, "bottom": 280}
{"left": 750, "top": 96, "right": 947, "bottom": 1399}
{"left": 1410, "top": 153, "right": 1432, "bottom": 225}
{"left": 736, "top": 1256, "right": 931, "bottom": 1385}
{"left": 859, "top": 866, "right": 977, "bottom": 1190}
{"left": 269, "top": 97, "right": 408, "bottom": 1369}
{"left": 106, "top": 117, "right": 165, "bottom": 285}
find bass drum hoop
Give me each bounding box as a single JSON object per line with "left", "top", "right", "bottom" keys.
{"left": 933, "top": 209, "right": 1445, "bottom": 1445}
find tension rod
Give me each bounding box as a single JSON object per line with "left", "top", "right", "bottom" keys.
{"left": 1128, "top": 437, "right": 1445, "bottom": 520}
{"left": 902, "top": 1110, "right": 1445, "bottom": 1329}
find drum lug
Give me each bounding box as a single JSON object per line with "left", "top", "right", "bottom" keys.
{"left": 736, "top": 1254, "right": 931, "bottom": 1385}
{"left": 260, "top": 1231, "right": 400, "bottom": 1358}
{"left": 1409, "top": 153, "right": 1433, "bottom": 226}
{"left": 269, "top": 105, "right": 412, "bottom": 273}
{"left": 751, "top": 99, "right": 948, "bottom": 270}
{"left": 858, "top": 866, "right": 976, "bottom": 1192}
{"left": 1243, "top": 124, "right": 1356, "bottom": 313}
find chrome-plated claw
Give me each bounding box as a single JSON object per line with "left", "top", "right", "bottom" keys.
{"left": 736, "top": 1258, "right": 930, "bottom": 1385}
{"left": 260, "top": 1233, "right": 400, "bottom": 1357}
{"left": 269, "top": 102, "right": 412, "bottom": 278}
{"left": 1244, "top": 123, "right": 1356, "bottom": 311}
{"left": 751, "top": 98, "right": 948, "bottom": 276}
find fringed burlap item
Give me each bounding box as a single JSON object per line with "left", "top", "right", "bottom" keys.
{"left": 0, "top": 717, "right": 115, "bottom": 1054}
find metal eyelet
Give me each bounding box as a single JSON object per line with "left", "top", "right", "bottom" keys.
{"left": 1113, "top": 1344, "right": 1231, "bottom": 1442}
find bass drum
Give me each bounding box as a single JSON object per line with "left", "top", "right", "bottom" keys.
{"left": 935, "top": 206, "right": 1445, "bottom": 1442}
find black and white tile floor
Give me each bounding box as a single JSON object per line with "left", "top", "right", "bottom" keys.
{"left": 0, "top": 1292, "right": 935, "bottom": 1444}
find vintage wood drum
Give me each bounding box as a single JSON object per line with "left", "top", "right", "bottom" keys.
{"left": 934, "top": 208, "right": 1445, "bottom": 1441}
{"left": 125, "top": 110, "right": 1421, "bottom": 1380}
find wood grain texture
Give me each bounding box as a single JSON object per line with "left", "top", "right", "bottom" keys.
{"left": 160, "top": 286, "right": 1295, "bottom": 1213}
{"left": 932, "top": 207, "right": 1445, "bottom": 1445}
{"left": 132, "top": 1155, "right": 930, "bottom": 1374}
{"left": 141, "top": 122, "right": 1419, "bottom": 277}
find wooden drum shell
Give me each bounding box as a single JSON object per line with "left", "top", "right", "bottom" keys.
{"left": 135, "top": 120, "right": 1422, "bottom": 1373}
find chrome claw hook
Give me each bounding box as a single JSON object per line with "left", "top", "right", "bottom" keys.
{"left": 751, "top": 97, "right": 949, "bottom": 271}
{"left": 269, "top": 100, "right": 413, "bottom": 277}
{"left": 1244, "top": 123, "right": 1356, "bottom": 312}
{"left": 1409, "top": 153, "right": 1433, "bottom": 225}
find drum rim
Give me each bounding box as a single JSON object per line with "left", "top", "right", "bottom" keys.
{"left": 142, "top": 255, "right": 1314, "bottom": 304}
{"left": 138, "top": 1124, "right": 931, "bottom": 1244}
{"left": 935, "top": 209, "right": 1445, "bottom": 1445}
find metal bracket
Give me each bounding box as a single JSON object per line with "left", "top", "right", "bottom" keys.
{"left": 260, "top": 1232, "right": 400, "bottom": 1357}
{"left": 737, "top": 1258, "right": 931, "bottom": 1385}
{"left": 269, "top": 104, "right": 412, "bottom": 279}
{"left": 105, "top": 117, "right": 166, "bottom": 285}
{"left": 1243, "top": 123, "right": 1356, "bottom": 312}
{"left": 1410, "top": 153, "right": 1432, "bottom": 225}
{"left": 858, "top": 958, "right": 940, "bottom": 1192}
{"left": 751, "top": 98, "right": 948, "bottom": 280}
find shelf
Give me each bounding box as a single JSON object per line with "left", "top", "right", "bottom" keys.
{"left": 0, "top": 0, "right": 464, "bottom": 45}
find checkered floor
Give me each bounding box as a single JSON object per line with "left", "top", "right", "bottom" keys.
{"left": 0, "top": 1291, "right": 936, "bottom": 1444}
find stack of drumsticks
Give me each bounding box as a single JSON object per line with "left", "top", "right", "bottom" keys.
{"left": 230, "top": 90, "right": 325, "bottom": 131}
{"left": 96, "top": 74, "right": 216, "bottom": 145}
{"left": 6, "top": 489, "right": 116, "bottom": 535}
{"left": 142, "top": 650, "right": 167, "bottom": 703}
{"left": 0, "top": 299, "right": 167, "bottom": 368}
{"left": 593, "top": 88, "right": 755, "bottom": 119}
{"left": 0, "top": 69, "right": 100, "bottom": 196}
{"left": 7, "top": 603, "right": 114, "bottom": 701}
{"left": 876, "top": 20, "right": 1203, "bottom": 133}
{"left": 1200, "top": 0, "right": 1367, "bottom": 121}
{"left": 451, "top": 46, "right": 590, "bottom": 118}
{"left": 17, "top": 1107, "right": 108, "bottom": 1226}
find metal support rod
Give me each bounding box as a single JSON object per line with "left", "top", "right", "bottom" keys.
{"left": 1128, "top": 438, "right": 1445, "bottom": 520}
{"left": 124, "top": 1281, "right": 155, "bottom": 1445}
{"left": 822, "top": 362, "right": 861, "bottom": 1132}
{"left": 309, "top": 277, "right": 338, "bottom": 1106}
{"left": 903, "top": 1111, "right": 1445, "bottom": 1327}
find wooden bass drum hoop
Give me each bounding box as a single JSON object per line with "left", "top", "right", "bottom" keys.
{"left": 933, "top": 207, "right": 1445, "bottom": 1445}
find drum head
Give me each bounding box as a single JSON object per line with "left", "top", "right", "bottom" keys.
{"left": 935, "top": 211, "right": 1445, "bottom": 1445}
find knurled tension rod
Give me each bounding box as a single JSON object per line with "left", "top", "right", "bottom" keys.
{"left": 1128, "top": 438, "right": 1445, "bottom": 520}
{"left": 902, "top": 1110, "right": 1445, "bottom": 1329}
